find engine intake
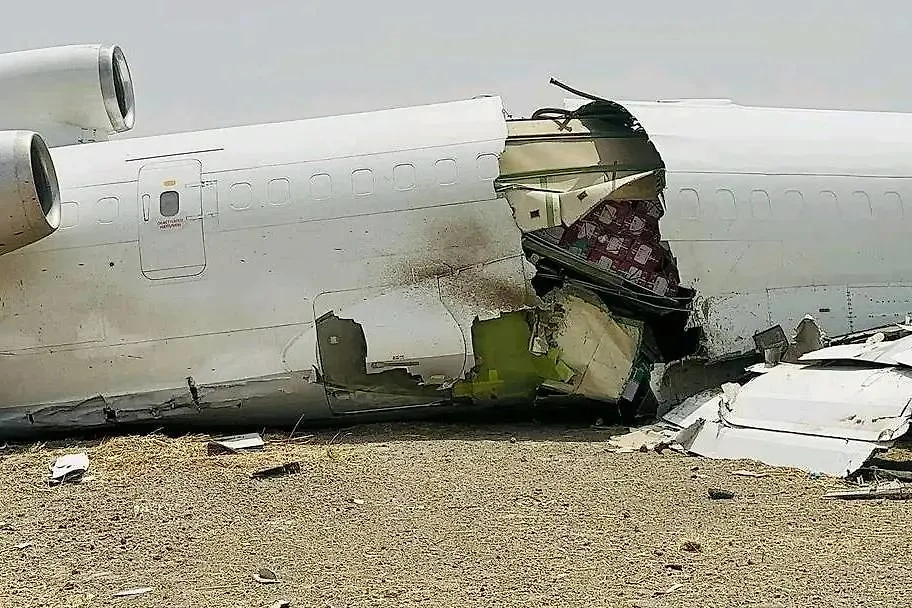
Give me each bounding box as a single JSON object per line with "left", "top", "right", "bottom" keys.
{"left": 0, "top": 131, "right": 60, "bottom": 255}
{"left": 0, "top": 43, "right": 135, "bottom": 145}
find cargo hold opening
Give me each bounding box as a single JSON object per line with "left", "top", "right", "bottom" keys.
{"left": 497, "top": 82, "right": 699, "bottom": 363}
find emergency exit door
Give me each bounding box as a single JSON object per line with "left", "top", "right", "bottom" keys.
{"left": 138, "top": 159, "right": 206, "bottom": 280}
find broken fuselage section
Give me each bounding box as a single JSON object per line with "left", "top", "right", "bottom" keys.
{"left": 0, "top": 90, "right": 695, "bottom": 437}
{"left": 311, "top": 98, "right": 693, "bottom": 420}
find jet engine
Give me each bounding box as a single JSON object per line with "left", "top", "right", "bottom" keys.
{"left": 0, "top": 43, "right": 135, "bottom": 145}
{"left": 0, "top": 130, "right": 60, "bottom": 255}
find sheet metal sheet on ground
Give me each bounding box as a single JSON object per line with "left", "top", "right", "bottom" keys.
{"left": 718, "top": 364, "right": 912, "bottom": 442}
{"left": 682, "top": 418, "right": 890, "bottom": 478}
{"left": 799, "top": 333, "right": 912, "bottom": 366}
{"left": 663, "top": 362, "right": 912, "bottom": 476}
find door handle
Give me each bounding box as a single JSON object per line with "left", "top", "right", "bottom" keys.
{"left": 141, "top": 194, "right": 150, "bottom": 221}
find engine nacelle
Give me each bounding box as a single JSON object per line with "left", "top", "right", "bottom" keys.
{"left": 0, "top": 131, "right": 60, "bottom": 255}
{"left": 0, "top": 44, "right": 135, "bottom": 146}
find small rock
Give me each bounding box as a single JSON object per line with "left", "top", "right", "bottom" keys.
{"left": 270, "top": 601, "right": 291, "bottom": 608}
{"left": 353, "top": 498, "right": 365, "bottom": 505}
{"left": 510, "top": 436, "right": 517, "bottom": 444}
{"left": 708, "top": 488, "right": 735, "bottom": 500}
{"left": 682, "top": 540, "right": 702, "bottom": 553}
{"left": 665, "top": 563, "right": 683, "bottom": 571}
{"left": 254, "top": 567, "right": 280, "bottom": 584}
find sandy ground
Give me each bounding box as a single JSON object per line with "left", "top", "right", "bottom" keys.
{"left": 0, "top": 421, "right": 909, "bottom": 608}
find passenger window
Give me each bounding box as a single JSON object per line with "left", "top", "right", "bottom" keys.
{"left": 476, "top": 153, "right": 500, "bottom": 180}
{"left": 877, "top": 192, "right": 904, "bottom": 219}
{"left": 713, "top": 189, "right": 736, "bottom": 220}
{"left": 352, "top": 169, "right": 373, "bottom": 196}
{"left": 393, "top": 164, "right": 417, "bottom": 191}
{"left": 435, "top": 159, "right": 457, "bottom": 186}
{"left": 848, "top": 190, "right": 872, "bottom": 218}
{"left": 267, "top": 178, "right": 291, "bottom": 206}
{"left": 818, "top": 190, "right": 838, "bottom": 213}
{"left": 772, "top": 189, "right": 804, "bottom": 219}
{"left": 676, "top": 188, "right": 700, "bottom": 219}
{"left": 750, "top": 190, "right": 771, "bottom": 219}
{"left": 228, "top": 182, "right": 252, "bottom": 210}
{"left": 160, "top": 191, "right": 179, "bottom": 217}
{"left": 310, "top": 173, "right": 332, "bottom": 200}
{"left": 96, "top": 197, "right": 119, "bottom": 224}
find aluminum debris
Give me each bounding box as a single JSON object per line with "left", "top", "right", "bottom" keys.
{"left": 206, "top": 432, "right": 265, "bottom": 455}
{"left": 659, "top": 336, "right": 912, "bottom": 477}
{"left": 823, "top": 480, "right": 912, "bottom": 500}
{"left": 606, "top": 427, "right": 678, "bottom": 453}
{"left": 49, "top": 452, "right": 89, "bottom": 484}
{"left": 112, "top": 587, "right": 153, "bottom": 597}
{"left": 251, "top": 462, "right": 301, "bottom": 479}
{"left": 799, "top": 331, "right": 912, "bottom": 367}
{"left": 731, "top": 470, "right": 768, "bottom": 478}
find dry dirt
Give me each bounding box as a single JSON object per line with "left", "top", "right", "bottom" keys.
{"left": 0, "top": 421, "right": 909, "bottom": 608}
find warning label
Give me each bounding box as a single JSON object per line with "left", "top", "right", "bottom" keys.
{"left": 158, "top": 218, "right": 184, "bottom": 230}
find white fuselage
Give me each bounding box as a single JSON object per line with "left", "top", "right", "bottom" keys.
{"left": 2, "top": 94, "right": 911, "bottom": 435}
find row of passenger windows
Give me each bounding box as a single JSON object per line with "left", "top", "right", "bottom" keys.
{"left": 226, "top": 155, "right": 498, "bottom": 211}
{"left": 59, "top": 197, "right": 119, "bottom": 229}
{"left": 58, "top": 154, "right": 502, "bottom": 227}
{"left": 62, "top": 192, "right": 183, "bottom": 227}
{"left": 677, "top": 188, "right": 907, "bottom": 220}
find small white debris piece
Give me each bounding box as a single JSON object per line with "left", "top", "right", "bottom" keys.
{"left": 732, "top": 470, "right": 768, "bottom": 478}
{"left": 207, "top": 432, "right": 265, "bottom": 455}
{"left": 745, "top": 362, "right": 806, "bottom": 375}
{"left": 254, "top": 567, "right": 280, "bottom": 584}
{"left": 720, "top": 382, "right": 740, "bottom": 405}
{"left": 49, "top": 453, "right": 89, "bottom": 484}
{"left": 654, "top": 582, "right": 683, "bottom": 596}
{"left": 14, "top": 541, "right": 32, "bottom": 549}
{"left": 607, "top": 427, "right": 678, "bottom": 453}
{"left": 112, "top": 587, "right": 152, "bottom": 597}
{"left": 270, "top": 601, "right": 291, "bottom": 608}
{"left": 353, "top": 498, "right": 365, "bottom": 505}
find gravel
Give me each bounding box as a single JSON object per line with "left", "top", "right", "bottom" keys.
{"left": 0, "top": 421, "right": 909, "bottom": 608}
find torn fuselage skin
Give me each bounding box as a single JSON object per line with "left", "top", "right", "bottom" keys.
{"left": 501, "top": 97, "right": 700, "bottom": 361}
{"left": 306, "top": 96, "right": 700, "bottom": 421}
{"left": 0, "top": 92, "right": 706, "bottom": 440}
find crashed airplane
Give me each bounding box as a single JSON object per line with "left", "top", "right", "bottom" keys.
{"left": 1, "top": 43, "right": 912, "bottom": 438}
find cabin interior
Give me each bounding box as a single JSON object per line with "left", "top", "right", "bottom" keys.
{"left": 498, "top": 99, "right": 700, "bottom": 368}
